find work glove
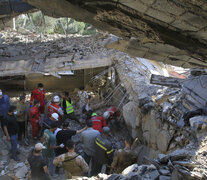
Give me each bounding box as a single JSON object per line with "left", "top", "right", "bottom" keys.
{"left": 60, "top": 143, "right": 64, "bottom": 148}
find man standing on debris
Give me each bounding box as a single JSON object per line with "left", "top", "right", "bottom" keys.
{"left": 60, "top": 92, "right": 77, "bottom": 121}
{"left": 92, "top": 127, "right": 114, "bottom": 175}
{"left": 30, "top": 83, "right": 45, "bottom": 114}
{"left": 80, "top": 120, "right": 100, "bottom": 175}
{"left": 16, "top": 95, "right": 27, "bottom": 142}
{"left": 30, "top": 100, "right": 41, "bottom": 140}
{"left": 0, "top": 89, "right": 10, "bottom": 131}
{"left": 110, "top": 136, "right": 137, "bottom": 174}
{"left": 56, "top": 121, "right": 87, "bottom": 157}
{"left": 2, "top": 105, "right": 20, "bottom": 161}
{"left": 42, "top": 121, "right": 64, "bottom": 177}
{"left": 28, "top": 143, "right": 51, "bottom": 180}
{"left": 77, "top": 86, "right": 89, "bottom": 122}
{"left": 48, "top": 95, "right": 64, "bottom": 123}
{"left": 53, "top": 139, "right": 89, "bottom": 179}
{"left": 90, "top": 112, "right": 107, "bottom": 132}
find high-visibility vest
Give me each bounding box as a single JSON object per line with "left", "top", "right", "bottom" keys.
{"left": 61, "top": 99, "right": 74, "bottom": 114}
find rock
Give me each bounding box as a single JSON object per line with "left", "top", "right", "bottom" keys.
{"left": 122, "top": 164, "right": 139, "bottom": 176}
{"left": 159, "top": 169, "right": 170, "bottom": 175}
{"left": 170, "top": 149, "right": 193, "bottom": 161}
{"left": 189, "top": 116, "right": 207, "bottom": 133}
{"left": 15, "top": 164, "right": 28, "bottom": 179}
{"left": 0, "top": 149, "right": 9, "bottom": 156}
{"left": 158, "top": 154, "right": 169, "bottom": 163}
{"left": 148, "top": 169, "right": 160, "bottom": 180}
{"left": 159, "top": 175, "right": 170, "bottom": 180}
{"left": 14, "top": 162, "right": 24, "bottom": 169}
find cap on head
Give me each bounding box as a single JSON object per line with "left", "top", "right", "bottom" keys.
{"left": 35, "top": 143, "right": 46, "bottom": 151}
{"left": 53, "top": 95, "right": 60, "bottom": 103}
{"left": 103, "top": 111, "right": 110, "bottom": 119}
{"left": 51, "top": 113, "right": 59, "bottom": 121}
{"left": 102, "top": 126, "right": 110, "bottom": 134}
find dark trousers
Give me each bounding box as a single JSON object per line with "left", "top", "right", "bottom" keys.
{"left": 10, "top": 134, "right": 18, "bottom": 159}
{"left": 17, "top": 121, "right": 25, "bottom": 140}
{"left": 65, "top": 112, "right": 78, "bottom": 121}
{"left": 91, "top": 159, "right": 103, "bottom": 176}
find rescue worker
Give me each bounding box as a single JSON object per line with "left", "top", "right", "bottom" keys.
{"left": 60, "top": 92, "right": 77, "bottom": 121}
{"left": 30, "top": 100, "right": 40, "bottom": 140}
{"left": 82, "top": 108, "right": 93, "bottom": 121}
{"left": 48, "top": 95, "right": 64, "bottom": 123}
{"left": 90, "top": 112, "right": 106, "bottom": 133}
{"left": 80, "top": 120, "right": 100, "bottom": 175}
{"left": 30, "top": 83, "right": 45, "bottom": 114}
{"left": 103, "top": 106, "right": 120, "bottom": 125}
{"left": 28, "top": 143, "right": 51, "bottom": 180}
{"left": 0, "top": 89, "right": 10, "bottom": 131}
{"left": 53, "top": 139, "right": 89, "bottom": 179}
{"left": 16, "top": 95, "right": 27, "bottom": 141}
{"left": 77, "top": 86, "right": 89, "bottom": 123}
{"left": 92, "top": 127, "right": 114, "bottom": 175}
{"left": 110, "top": 136, "right": 137, "bottom": 174}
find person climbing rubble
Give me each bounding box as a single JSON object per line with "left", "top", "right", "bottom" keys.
{"left": 16, "top": 95, "right": 27, "bottom": 142}
{"left": 53, "top": 139, "right": 89, "bottom": 179}
{"left": 92, "top": 127, "right": 114, "bottom": 175}
{"left": 42, "top": 121, "right": 64, "bottom": 178}
{"left": 30, "top": 100, "right": 41, "bottom": 140}
{"left": 103, "top": 106, "right": 120, "bottom": 126}
{"left": 2, "top": 105, "right": 20, "bottom": 161}
{"left": 28, "top": 143, "right": 51, "bottom": 180}
{"left": 110, "top": 136, "right": 137, "bottom": 174}
{"left": 0, "top": 89, "right": 10, "bottom": 132}
{"left": 77, "top": 86, "right": 89, "bottom": 123}
{"left": 48, "top": 95, "right": 64, "bottom": 123}
{"left": 60, "top": 91, "right": 78, "bottom": 121}
{"left": 30, "top": 83, "right": 45, "bottom": 114}
{"left": 90, "top": 112, "right": 106, "bottom": 133}
{"left": 80, "top": 119, "right": 100, "bottom": 176}
{"left": 56, "top": 121, "right": 87, "bottom": 157}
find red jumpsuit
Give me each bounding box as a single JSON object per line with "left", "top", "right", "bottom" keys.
{"left": 30, "top": 106, "right": 40, "bottom": 138}
{"left": 105, "top": 106, "right": 120, "bottom": 122}
{"left": 90, "top": 116, "right": 107, "bottom": 132}
{"left": 30, "top": 88, "right": 45, "bottom": 113}
{"left": 48, "top": 103, "right": 63, "bottom": 121}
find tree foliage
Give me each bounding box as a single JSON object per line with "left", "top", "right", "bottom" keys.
{"left": 15, "top": 11, "right": 97, "bottom": 35}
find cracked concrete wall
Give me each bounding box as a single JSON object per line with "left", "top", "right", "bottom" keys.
{"left": 21, "top": 0, "right": 207, "bottom": 68}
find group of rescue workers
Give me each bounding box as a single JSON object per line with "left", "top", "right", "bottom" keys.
{"left": 0, "top": 83, "right": 138, "bottom": 180}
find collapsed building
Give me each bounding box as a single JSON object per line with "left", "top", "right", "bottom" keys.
{"left": 1, "top": 1, "right": 207, "bottom": 180}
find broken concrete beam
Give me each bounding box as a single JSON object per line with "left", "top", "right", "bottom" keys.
{"left": 150, "top": 74, "right": 184, "bottom": 88}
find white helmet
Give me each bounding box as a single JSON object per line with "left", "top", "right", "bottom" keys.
{"left": 51, "top": 113, "right": 59, "bottom": 121}
{"left": 103, "top": 111, "right": 110, "bottom": 119}
{"left": 53, "top": 95, "right": 60, "bottom": 103}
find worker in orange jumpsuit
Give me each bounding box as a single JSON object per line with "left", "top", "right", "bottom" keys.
{"left": 48, "top": 95, "right": 64, "bottom": 123}
{"left": 90, "top": 112, "right": 106, "bottom": 133}
{"left": 30, "top": 83, "right": 45, "bottom": 114}
{"left": 30, "top": 100, "right": 41, "bottom": 139}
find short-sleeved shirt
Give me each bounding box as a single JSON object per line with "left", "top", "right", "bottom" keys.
{"left": 2, "top": 114, "right": 18, "bottom": 136}
{"left": 77, "top": 91, "right": 88, "bottom": 106}
{"left": 28, "top": 150, "right": 50, "bottom": 180}
{"left": 42, "top": 129, "right": 56, "bottom": 158}
{"left": 15, "top": 102, "right": 27, "bottom": 122}
{"left": 55, "top": 129, "right": 76, "bottom": 156}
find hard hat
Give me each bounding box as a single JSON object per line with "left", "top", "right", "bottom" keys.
{"left": 53, "top": 95, "right": 60, "bottom": 103}
{"left": 91, "top": 112, "right": 97, "bottom": 117}
{"left": 51, "top": 113, "right": 59, "bottom": 121}
{"left": 103, "top": 111, "right": 110, "bottom": 119}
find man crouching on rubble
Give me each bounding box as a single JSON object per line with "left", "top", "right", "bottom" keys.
{"left": 28, "top": 143, "right": 51, "bottom": 180}
{"left": 53, "top": 139, "right": 89, "bottom": 179}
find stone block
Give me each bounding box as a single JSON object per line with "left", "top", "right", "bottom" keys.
{"left": 120, "top": 0, "right": 148, "bottom": 13}
{"left": 181, "top": 12, "right": 207, "bottom": 29}
{"left": 140, "top": 0, "right": 156, "bottom": 5}
{"left": 145, "top": 8, "right": 175, "bottom": 23}
{"left": 153, "top": 0, "right": 185, "bottom": 16}
{"left": 159, "top": 175, "right": 170, "bottom": 180}
{"left": 171, "top": 20, "right": 198, "bottom": 31}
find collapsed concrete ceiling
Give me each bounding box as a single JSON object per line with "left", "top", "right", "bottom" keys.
{"left": 1, "top": 0, "right": 207, "bottom": 68}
